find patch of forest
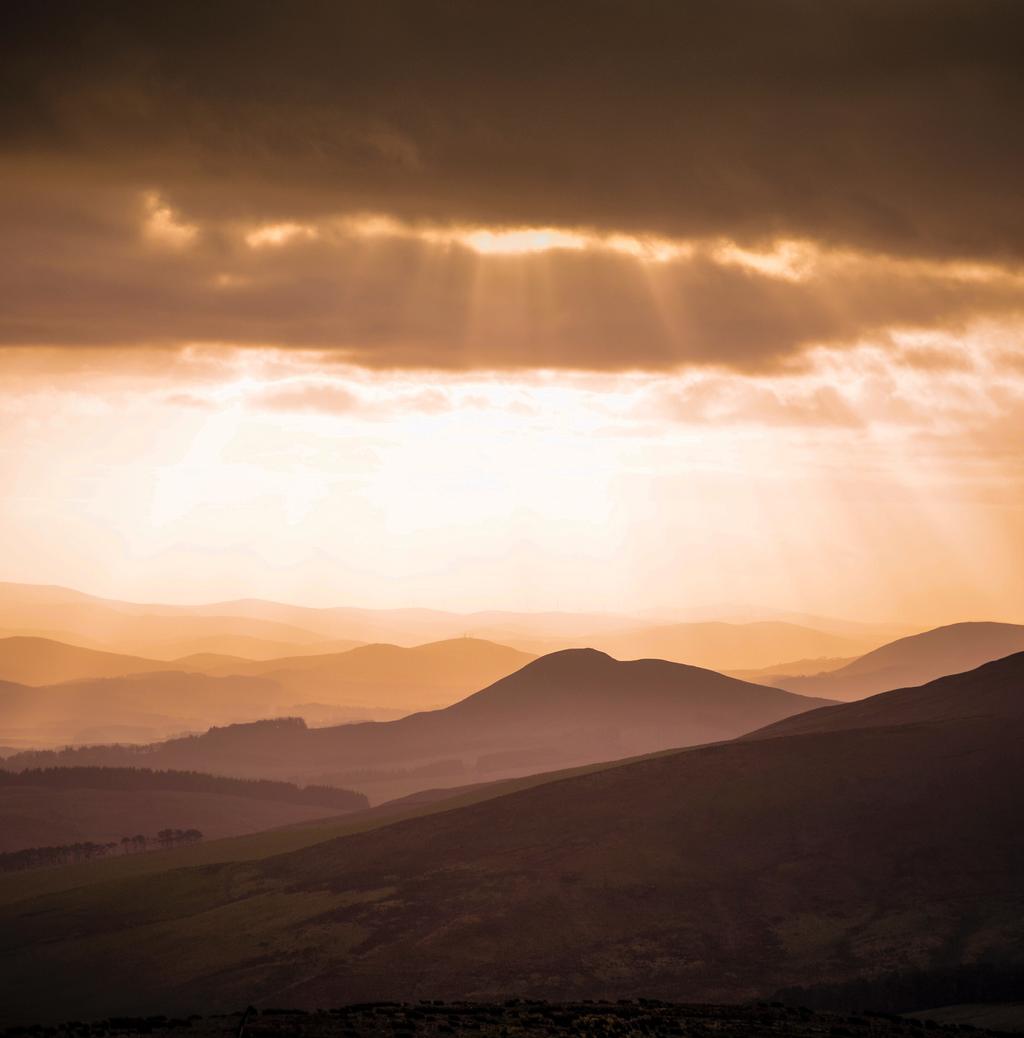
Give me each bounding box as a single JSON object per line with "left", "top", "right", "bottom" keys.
{"left": 0, "top": 766, "right": 368, "bottom": 811}
{"left": 0, "top": 828, "right": 203, "bottom": 872}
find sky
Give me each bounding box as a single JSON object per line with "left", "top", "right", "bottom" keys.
{"left": 0, "top": 1, "right": 1022, "bottom": 623}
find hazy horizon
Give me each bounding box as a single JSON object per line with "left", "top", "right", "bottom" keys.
{"left": 2, "top": 4, "right": 1023, "bottom": 1026}
{"left": 2, "top": 4, "right": 1023, "bottom": 630}
{"left": 1, "top": 574, "right": 1021, "bottom": 630}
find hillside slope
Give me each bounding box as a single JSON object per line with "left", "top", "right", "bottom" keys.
{"left": 744, "top": 649, "right": 1024, "bottom": 741}
{"left": 0, "top": 671, "right": 289, "bottom": 746}
{"left": 564, "top": 621, "right": 872, "bottom": 671}
{"left": 768, "top": 622, "right": 1024, "bottom": 700}
{"left": 0, "top": 637, "right": 169, "bottom": 685}
{"left": 4, "top": 649, "right": 832, "bottom": 800}
{"left": 0, "top": 699, "right": 1020, "bottom": 1021}
{"left": 198, "top": 638, "right": 536, "bottom": 712}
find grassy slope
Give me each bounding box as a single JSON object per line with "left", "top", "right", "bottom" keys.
{"left": 0, "top": 786, "right": 359, "bottom": 852}
{"left": 1, "top": 718, "right": 1022, "bottom": 1023}
{"left": 0, "top": 752, "right": 656, "bottom": 908}
{"left": 3, "top": 650, "right": 832, "bottom": 800}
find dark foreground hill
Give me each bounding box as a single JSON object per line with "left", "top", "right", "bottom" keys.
{"left": 0, "top": 653, "right": 1021, "bottom": 1023}
{"left": 0, "top": 767, "right": 367, "bottom": 853}
{"left": 4, "top": 650, "right": 832, "bottom": 800}
{"left": 768, "top": 622, "right": 1024, "bottom": 700}
{"left": 0, "top": 1001, "right": 1001, "bottom": 1038}
{"left": 745, "top": 650, "right": 1024, "bottom": 741}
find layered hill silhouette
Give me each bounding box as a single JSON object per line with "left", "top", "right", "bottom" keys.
{"left": 195, "top": 638, "right": 537, "bottom": 712}
{"left": 0, "top": 637, "right": 171, "bottom": 685}
{"left": 0, "top": 582, "right": 888, "bottom": 671}
{"left": 553, "top": 621, "right": 874, "bottom": 671}
{"left": 0, "top": 582, "right": 639, "bottom": 656}
{"left": 745, "top": 649, "right": 1024, "bottom": 741}
{"left": 0, "top": 636, "right": 536, "bottom": 746}
{"left": 0, "top": 582, "right": 367, "bottom": 660}
{"left": 0, "top": 671, "right": 288, "bottom": 747}
{"left": 4, "top": 649, "right": 833, "bottom": 801}
{"left": 1, "top": 652, "right": 1020, "bottom": 1023}
{"left": 0, "top": 767, "right": 367, "bottom": 854}
{"left": 765, "top": 621, "right": 1024, "bottom": 700}
{"left": 727, "top": 655, "right": 857, "bottom": 682}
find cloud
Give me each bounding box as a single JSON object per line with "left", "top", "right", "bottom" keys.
{"left": 2, "top": 2, "right": 1023, "bottom": 371}
{"left": 0, "top": 179, "right": 1022, "bottom": 371}
{"left": 4, "top": 1, "right": 1024, "bottom": 258}
{"left": 249, "top": 379, "right": 451, "bottom": 418}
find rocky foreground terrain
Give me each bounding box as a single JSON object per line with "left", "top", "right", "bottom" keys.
{"left": 0, "top": 1002, "right": 1009, "bottom": 1038}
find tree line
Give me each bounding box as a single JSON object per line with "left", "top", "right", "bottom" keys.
{"left": 0, "top": 765, "right": 368, "bottom": 811}
{"left": 0, "top": 828, "right": 204, "bottom": 873}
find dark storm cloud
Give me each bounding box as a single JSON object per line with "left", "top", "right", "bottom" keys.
{"left": 5, "top": 0, "right": 1024, "bottom": 256}
{"left": 0, "top": 177, "right": 1020, "bottom": 371}
{"left": 1, "top": 0, "right": 1023, "bottom": 369}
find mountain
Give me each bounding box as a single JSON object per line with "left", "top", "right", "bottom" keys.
{"left": 765, "top": 621, "right": 1024, "bottom": 700}
{"left": 155, "top": 634, "right": 364, "bottom": 661}
{"left": 0, "top": 636, "right": 169, "bottom": 685}
{"left": 0, "top": 583, "right": 339, "bottom": 659}
{"left": 744, "top": 649, "right": 1024, "bottom": 741}
{"left": 186, "top": 600, "right": 645, "bottom": 646}
{"left": 196, "top": 638, "right": 536, "bottom": 712}
{"left": 0, "top": 637, "right": 536, "bottom": 747}
{"left": 0, "top": 671, "right": 291, "bottom": 747}
{"left": 3, "top": 649, "right": 833, "bottom": 801}
{"left": 0, "top": 767, "right": 367, "bottom": 854}
{"left": 0, "top": 582, "right": 640, "bottom": 653}
{"left": 641, "top": 604, "right": 916, "bottom": 643}
{"left": 0, "top": 652, "right": 1020, "bottom": 1023}
{"left": 727, "top": 655, "right": 857, "bottom": 682}
{"left": 551, "top": 621, "right": 876, "bottom": 671}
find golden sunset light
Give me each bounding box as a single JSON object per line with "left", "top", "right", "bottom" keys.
{"left": 1, "top": 1, "right": 1024, "bottom": 1030}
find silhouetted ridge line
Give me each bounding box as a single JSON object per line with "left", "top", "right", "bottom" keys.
{"left": 2, "top": 649, "right": 833, "bottom": 799}
{"left": 766, "top": 621, "right": 1024, "bottom": 700}
{"left": 0, "top": 765, "right": 366, "bottom": 810}
{"left": 745, "top": 649, "right": 1024, "bottom": 741}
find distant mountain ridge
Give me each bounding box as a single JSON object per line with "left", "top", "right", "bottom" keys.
{"left": 765, "top": 621, "right": 1024, "bottom": 700}
{"left": 0, "top": 581, "right": 897, "bottom": 670}
{"left": 4, "top": 649, "right": 834, "bottom": 801}
{"left": 744, "top": 648, "right": 1024, "bottom": 741}
{"left": 0, "top": 637, "right": 170, "bottom": 685}
{"left": 0, "top": 636, "right": 539, "bottom": 746}
{"left": 1, "top": 652, "right": 1021, "bottom": 1022}
{"left": 534, "top": 621, "right": 877, "bottom": 671}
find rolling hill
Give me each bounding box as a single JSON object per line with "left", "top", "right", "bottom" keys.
{"left": 744, "top": 649, "right": 1024, "bottom": 741}
{"left": 3, "top": 649, "right": 833, "bottom": 801}
{"left": 0, "top": 636, "right": 169, "bottom": 685}
{"left": 0, "top": 582, "right": 641, "bottom": 653}
{"left": 0, "top": 582, "right": 888, "bottom": 666}
{"left": 0, "top": 767, "right": 367, "bottom": 854}
{"left": 196, "top": 637, "right": 537, "bottom": 712}
{"left": 0, "top": 636, "right": 536, "bottom": 744}
{"left": 765, "top": 621, "right": 1024, "bottom": 700}
{"left": 727, "top": 655, "right": 857, "bottom": 682}
{"left": 547, "top": 621, "right": 876, "bottom": 671}
{"left": 0, "top": 582, "right": 344, "bottom": 659}
{"left": 0, "top": 671, "right": 290, "bottom": 747}
{"left": 0, "top": 652, "right": 1020, "bottom": 1023}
